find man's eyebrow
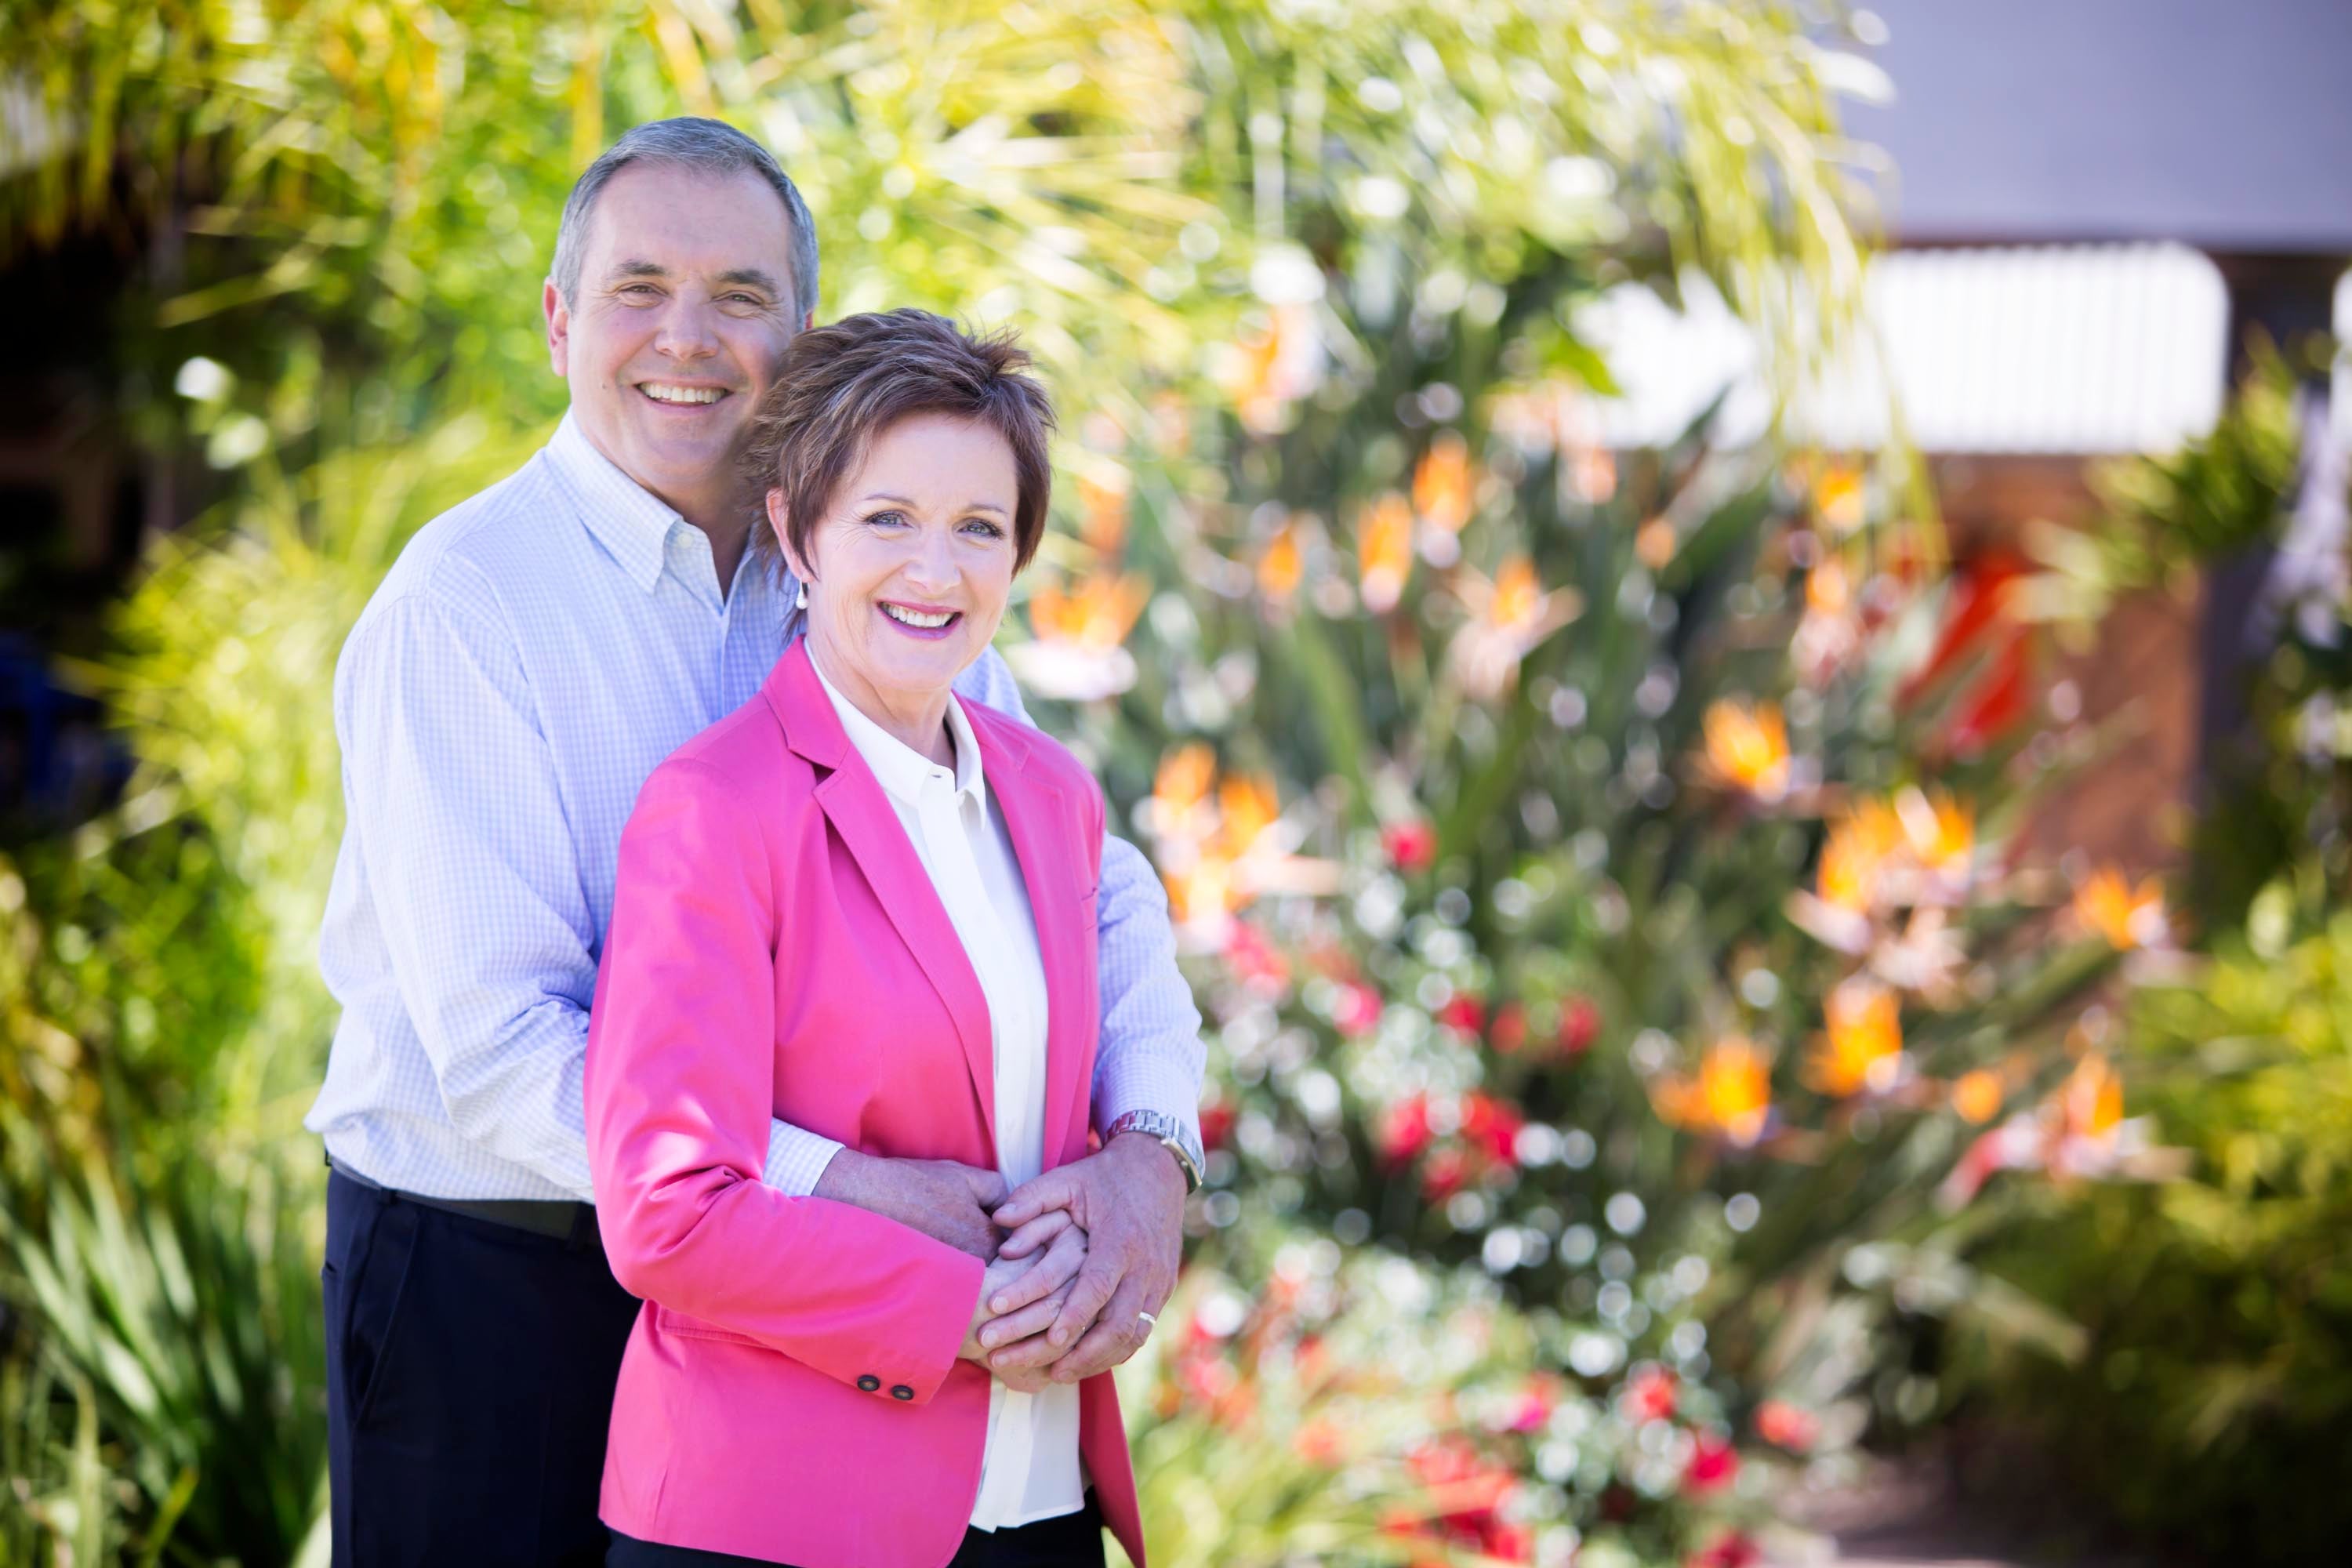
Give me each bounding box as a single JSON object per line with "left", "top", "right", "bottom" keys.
{"left": 714, "top": 267, "right": 785, "bottom": 295}
{"left": 607, "top": 260, "right": 670, "bottom": 280}
{"left": 859, "top": 492, "right": 1010, "bottom": 517}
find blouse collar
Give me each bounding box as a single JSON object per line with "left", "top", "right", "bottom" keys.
{"left": 809, "top": 651, "right": 987, "bottom": 812}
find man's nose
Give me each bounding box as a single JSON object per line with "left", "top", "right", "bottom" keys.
{"left": 651, "top": 296, "right": 720, "bottom": 361}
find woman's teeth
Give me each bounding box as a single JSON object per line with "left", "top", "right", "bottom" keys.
{"left": 883, "top": 604, "right": 956, "bottom": 629}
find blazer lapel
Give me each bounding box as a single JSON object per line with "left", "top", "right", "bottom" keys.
{"left": 764, "top": 641, "right": 999, "bottom": 1162}
{"left": 969, "top": 713, "right": 1095, "bottom": 1171}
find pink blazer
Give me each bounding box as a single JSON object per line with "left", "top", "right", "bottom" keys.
{"left": 583, "top": 638, "right": 1142, "bottom": 1568}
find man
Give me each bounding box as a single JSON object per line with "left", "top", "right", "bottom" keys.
{"left": 307, "top": 117, "right": 1204, "bottom": 1566}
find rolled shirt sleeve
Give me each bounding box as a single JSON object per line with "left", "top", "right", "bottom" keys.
{"left": 336, "top": 589, "right": 849, "bottom": 1201}
{"left": 954, "top": 648, "right": 1207, "bottom": 1150}
{"left": 336, "top": 593, "right": 605, "bottom": 1199}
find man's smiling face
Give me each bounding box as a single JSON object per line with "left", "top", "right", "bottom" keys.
{"left": 544, "top": 162, "right": 807, "bottom": 531}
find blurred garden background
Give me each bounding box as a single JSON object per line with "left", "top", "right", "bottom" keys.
{"left": 4, "top": 1, "right": 2351, "bottom": 1564}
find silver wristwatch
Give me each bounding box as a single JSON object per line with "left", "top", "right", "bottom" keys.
{"left": 1104, "top": 1109, "right": 1205, "bottom": 1193}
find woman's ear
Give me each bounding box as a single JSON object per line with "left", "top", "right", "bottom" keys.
{"left": 767, "top": 488, "right": 814, "bottom": 585}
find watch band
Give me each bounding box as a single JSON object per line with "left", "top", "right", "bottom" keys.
{"left": 1105, "top": 1110, "right": 1205, "bottom": 1193}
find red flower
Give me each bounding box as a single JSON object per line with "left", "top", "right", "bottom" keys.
{"left": 1491, "top": 1002, "right": 1530, "bottom": 1054}
{"left": 1437, "top": 993, "right": 1488, "bottom": 1038}
{"left": 1621, "top": 1364, "right": 1679, "bottom": 1424}
{"left": 1900, "top": 553, "right": 2034, "bottom": 757}
{"left": 1682, "top": 1431, "right": 1740, "bottom": 1495}
{"left": 1381, "top": 818, "right": 1439, "bottom": 872}
{"left": 1377, "top": 1094, "right": 1434, "bottom": 1167}
{"left": 1506, "top": 1374, "right": 1559, "bottom": 1432}
{"left": 1293, "top": 1417, "right": 1345, "bottom": 1465}
{"left": 1222, "top": 921, "right": 1290, "bottom": 989}
{"left": 1755, "top": 1399, "right": 1820, "bottom": 1453}
{"left": 1557, "top": 994, "right": 1601, "bottom": 1057}
{"left": 1482, "top": 1519, "right": 1535, "bottom": 1563}
{"left": 1688, "top": 1531, "right": 1761, "bottom": 1568}
{"left": 1458, "top": 1092, "right": 1524, "bottom": 1166}
{"left": 1398, "top": 1438, "right": 1525, "bottom": 1562}
{"left": 1334, "top": 981, "right": 1385, "bottom": 1038}
{"left": 1420, "top": 1146, "right": 1472, "bottom": 1201}
{"left": 1198, "top": 1099, "right": 1236, "bottom": 1153}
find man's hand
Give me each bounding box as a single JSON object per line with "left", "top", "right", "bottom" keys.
{"left": 989, "top": 1132, "right": 1185, "bottom": 1383}
{"left": 815, "top": 1149, "right": 1006, "bottom": 1260}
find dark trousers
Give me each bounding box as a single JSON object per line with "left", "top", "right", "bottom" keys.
{"left": 606, "top": 1494, "right": 1108, "bottom": 1568}
{"left": 323, "top": 1168, "right": 642, "bottom": 1566}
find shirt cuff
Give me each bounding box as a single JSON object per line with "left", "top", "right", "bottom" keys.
{"left": 764, "top": 1121, "right": 847, "bottom": 1196}
{"left": 1094, "top": 1051, "right": 1203, "bottom": 1152}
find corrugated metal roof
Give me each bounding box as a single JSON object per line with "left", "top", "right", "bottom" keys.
{"left": 1575, "top": 243, "right": 2237, "bottom": 455}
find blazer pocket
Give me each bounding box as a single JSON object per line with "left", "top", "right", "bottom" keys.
{"left": 654, "top": 1304, "right": 763, "bottom": 1349}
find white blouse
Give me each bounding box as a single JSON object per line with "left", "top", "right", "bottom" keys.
{"left": 813, "top": 659, "right": 1086, "bottom": 1529}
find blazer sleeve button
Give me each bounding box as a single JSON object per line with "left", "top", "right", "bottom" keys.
{"left": 857, "top": 1375, "right": 881, "bottom": 1392}
{"left": 891, "top": 1385, "right": 915, "bottom": 1400}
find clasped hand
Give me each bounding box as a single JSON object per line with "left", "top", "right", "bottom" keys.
{"left": 959, "top": 1208, "right": 1090, "bottom": 1393}
{"left": 817, "top": 1141, "right": 1182, "bottom": 1389}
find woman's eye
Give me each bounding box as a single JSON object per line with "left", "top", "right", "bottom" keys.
{"left": 867, "top": 510, "right": 907, "bottom": 528}
{"left": 962, "top": 519, "right": 1006, "bottom": 539}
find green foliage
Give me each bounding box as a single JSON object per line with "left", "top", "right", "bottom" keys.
{"left": 2024, "top": 340, "right": 2307, "bottom": 630}
{"left": 1951, "top": 912, "right": 2352, "bottom": 1565}
{"left": 0, "top": 1153, "right": 328, "bottom": 1567}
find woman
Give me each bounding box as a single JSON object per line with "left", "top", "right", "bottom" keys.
{"left": 583, "top": 310, "right": 1142, "bottom": 1568}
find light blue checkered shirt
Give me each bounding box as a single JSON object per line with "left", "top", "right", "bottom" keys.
{"left": 307, "top": 412, "right": 1203, "bottom": 1203}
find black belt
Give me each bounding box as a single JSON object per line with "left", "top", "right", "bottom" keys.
{"left": 327, "top": 1156, "right": 600, "bottom": 1244}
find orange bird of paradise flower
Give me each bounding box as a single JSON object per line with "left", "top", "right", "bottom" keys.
{"left": 1806, "top": 982, "right": 1904, "bottom": 1097}
{"left": 2073, "top": 868, "right": 2169, "bottom": 950}
{"left": 1357, "top": 493, "right": 1414, "bottom": 613}
{"left": 1701, "top": 699, "right": 1791, "bottom": 804}
{"left": 1412, "top": 431, "right": 1475, "bottom": 533}
{"left": 1655, "top": 1036, "right": 1774, "bottom": 1147}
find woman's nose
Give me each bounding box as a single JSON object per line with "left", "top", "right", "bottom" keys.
{"left": 898, "top": 526, "right": 960, "bottom": 590}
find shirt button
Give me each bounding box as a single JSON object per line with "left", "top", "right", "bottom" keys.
{"left": 891, "top": 1385, "right": 915, "bottom": 1401}
{"left": 857, "top": 1375, "right": 880, "bottom": 1392}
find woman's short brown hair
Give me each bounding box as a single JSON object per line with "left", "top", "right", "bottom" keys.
{"left": 740, "top": 308, "right": 1056, "bottom": 575}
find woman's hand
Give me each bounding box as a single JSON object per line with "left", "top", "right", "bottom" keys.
{"left": 957, "top": 1211, "right": 1090, "bottom": 1389}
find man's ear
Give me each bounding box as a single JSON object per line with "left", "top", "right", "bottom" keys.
{"left": 767, "top": 489, "right": 811, "bottom": 583}
{"left": 544, "top": 279, "right": 570, "bottom": 378}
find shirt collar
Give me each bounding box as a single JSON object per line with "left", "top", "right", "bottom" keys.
{"left": 810, "top": 652, "right": 987, "bottom": 811}
{"left": 543, "top": 411, "right": 682, "bottom": 594}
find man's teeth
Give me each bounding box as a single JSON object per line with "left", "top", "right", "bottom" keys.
{"left": 883, "top": 604, "right": 956, "bottom": 629}
{"left": 641, "top": 384, "right": 724, "bottom": 405}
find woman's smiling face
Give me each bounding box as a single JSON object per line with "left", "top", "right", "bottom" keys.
{"left": 775, "top": 411, "right": 1022, "bottom": 717}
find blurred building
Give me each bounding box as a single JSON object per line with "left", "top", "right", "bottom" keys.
{"left": 1584, "top": 0, "right": 2352, "bottom": 873}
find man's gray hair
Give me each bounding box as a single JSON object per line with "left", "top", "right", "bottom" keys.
{"left": 550, "top": 117, "right": 820, "bottom": 318}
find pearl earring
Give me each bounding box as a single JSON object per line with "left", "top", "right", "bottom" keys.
{"left": 796, "top": 582, "right": 809, "bottom": 610}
